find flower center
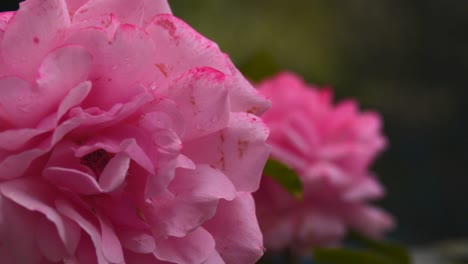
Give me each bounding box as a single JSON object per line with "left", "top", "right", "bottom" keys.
{"left": 80, "top": 149, "right": 114, "bottom": 176}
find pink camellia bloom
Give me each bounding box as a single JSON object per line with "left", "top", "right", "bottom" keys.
{"left": 254, "top": 72, "right": 394, "bottom": 251}
{"left": 0, "top": 0, "right": 270, "bottom": 263}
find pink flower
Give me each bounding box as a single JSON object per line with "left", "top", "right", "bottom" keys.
{"left": 0, "top": 0, "right": 270, "bottom": 263}
{"left": 254, "top": 72, "right": 394, "bottom": 251}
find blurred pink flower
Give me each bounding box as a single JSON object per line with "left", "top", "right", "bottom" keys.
{"left": 0, "top": 0, "right": 270, "bottom": 263}
{"left": 254, "top": 72, "right": 394, "bottom": 251}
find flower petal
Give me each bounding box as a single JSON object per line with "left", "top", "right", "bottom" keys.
{"left": 183, "top": 113, "right": 270, "bottom": 192}
{"left": 0, "top": 179, "right": 81, "bottom": 255}
{"left": 65, "top": 25, "right": 155, "bottom": 109}
{"left": 145, "top": 164, "right": 236, "bottom": 238}
{"left": 165, "top": 67, "right": 230, "bottom": 140}
{"left": 1, "top": 0, "right": 70, "bottom": 80}
{"left": 345, "top": 205, "right": 395, "bottom": 239}
{"left": 0, "top": 196, "right": 42, "bottom": 264}
{"left": 146, "top": 14, "right": 228, "bottom": 87}
{"left": 73, "top": 0, "right": 171, "bottom": 27}
{"left": 154, "top": 227, "right": 215, "bottom": 264}
{"left": 204, "top": 193, "right": 264, "bottom": 264}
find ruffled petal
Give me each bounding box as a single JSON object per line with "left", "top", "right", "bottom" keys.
{"left": 65, "top": 25, "right": 156, "bottom": 109}
{"left": 1, "top": 0, "right": 70, "bottom": 80}
{"left": 164, "top": 67, "right": 230, "bottom": 140}
{"left": 0, "top": 196, "right": 42, "bottom": 264}
{"left": 204, "top": 193, "right": 264, "bottom": 264}
{"left": 73, "top": 0, "right": 171, "bottom": 27}
{"left": 345, "top": 205, "right": 395, "bottom": 239}
{"left": 145, "top": 164, "right": 236, "bottom": 238}
{"left": 146, "top": 14, "right": 228, "bottom": 87}
{"left": 154, "top": 227, "right": 215, "bottom": 264}
{"left": 183, "top": 113, "right": 270, "bottom": 192}
{"left": 0, "top": 179, "right": 81, "bottom": 255}
{"left": 56, "top": 199, "right": 109, "bottom": 264}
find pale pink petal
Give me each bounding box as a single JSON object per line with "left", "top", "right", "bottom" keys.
{"left": 0, "top": 148, "right": 44, "bottom": 180}
{"left": 345, "top": 205, "right": 395, "bottom": 239}
{"left": 44, "top": 166, "right": 103, "bottom": 195}
{"left": 154, "top": 227, "right": 215, "bottom": 264}
{"left": 0, "top": 45, "right": 91, "bottom": 129}
{"left": 184, "top": 113, "right": 270, "bottom": 192}
{"left": 298, "top": 212, "right": 346, "bottom": 247}
{"left": 145, "top": 164, "right": 236, "bottom": 238}
{"left": 1, "top": 0, "right": 70, "bottom": 80}
{"left": 0, "top": 12, "right": 14, "bottom": 31}
{"left": 142, "top": 0, "right": 172, "bottom": 26}
{"left": 65, "top": 25, "right": 155, "bottom": 109}
{"left": 343, "top": 176, "right": 385, "bottom": 201}
{"left": 120, "top": 231, "right": 155, "bottom": 254}
{"left": 169, "top": 164, "right": 237, "bottom": 202}
{"left": 73, "top": 0, "right": 171, "bottom": 27}
{"left": 98, "top": 153, "right": 131, "bottom": 192}
{"left": 164, "top": 67, "right": 230, "bottom": 140}
{"left": 65, "top": 0, "right": 90, "bottom": 14}
{"left": 202, "top": 251, "right": 225, "bottom": 264}
{"left": 146, "top": 14, "right": 228, "bottom": 87}
{"left": 146, "top": 154, "right": 195, "bottom": 198}
{"left": 224, "top": 64, "right": 270, "bottom": 115}
{"left": 97, "top": 215, "right": 125, "bottom": 264}
{"left": 204, "top": 193, "right": 264, "bottom": 264}
{"left": 0, "top": 77, "right": 43, "bottom": 127}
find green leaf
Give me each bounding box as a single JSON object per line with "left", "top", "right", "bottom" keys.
{"left": 263, "top": 159, "right": 303, "bottom": 199}
{"left": 349, "top": 232, "right": 411, "bottom": 264}
{"left": 313, "top": 248, "right": 399, "bottom": 264}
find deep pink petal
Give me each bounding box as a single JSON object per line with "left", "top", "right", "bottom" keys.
{"left": 183, "top": 113, "right": 270, "bottom": 192}
{"left": 0, "top": 196, "right": 42, "bottom": 264}
{"left": 2, "top": 0, "right": 70, "bottom": 80}
{"left": 37, "top": 217, "right": 69, "bottom": 262}
{"left": 0, "top": 179, "right": 81, "bottom": 255}
{"left": 204, "top": 193, "right": 264, "bottom": 264}
{"left": 56, "top": 199, "right": 108, "bottom": 264}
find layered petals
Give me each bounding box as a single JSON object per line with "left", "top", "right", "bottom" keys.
{"left": 0, "top": 0, "right": 269, "bottom": 263}
{"left": 255, "top": 72, "right": 392, "bottom": 250}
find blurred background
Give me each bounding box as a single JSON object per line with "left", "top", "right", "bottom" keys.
{"left": 2, "top": 0, "right": 467, "bottom": 260}
{"left": 168, "top": 0, "right": 468, "bottom": 247}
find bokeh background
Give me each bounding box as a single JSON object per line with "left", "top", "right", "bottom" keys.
{"left": 2, "top": 0, "right": 467, "bottom": 249}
